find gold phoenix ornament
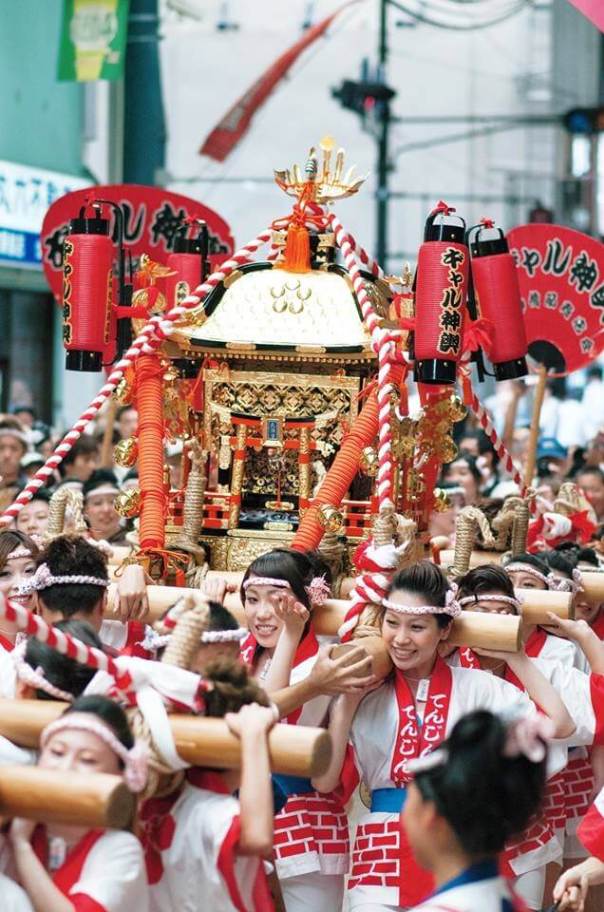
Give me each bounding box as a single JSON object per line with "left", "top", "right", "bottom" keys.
{"left": 274, "top": 136, "right": 367, "bottom": 205}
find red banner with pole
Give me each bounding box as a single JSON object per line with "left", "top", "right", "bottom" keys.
{"left": 199, "top": 0, "right": 361, "bottom": 162}
{"left": 507, "top": 223, "right": 604, "bottom": 374}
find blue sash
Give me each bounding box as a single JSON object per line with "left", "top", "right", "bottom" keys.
{"left": 370, "top": 787, "right": 407, "bottom": 812}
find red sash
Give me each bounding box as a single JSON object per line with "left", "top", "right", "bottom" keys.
{"left": 504, "top": 627, "right": 547, "bottom": 691}
{"left": 392, "top": 657, "right": 452, "bottom": 906}
{"left": 592, "top": 611, "right": 604, "bottom": 641}
{"left": 391, "top": 656, "right": 453, "bottom": 785}
{"left": 0, "top": 633, "right": 14, "bottom": 651}
{"left": 458, "top": 647, "right": 481, "bottom": 669}
{"left": 32, "top": 825, "right": 105, "bottom": 899}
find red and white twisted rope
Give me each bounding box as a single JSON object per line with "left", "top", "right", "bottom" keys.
{"left": 0, "top": 228, "right": 273, "bottom": 525}
{"left": 330, "top": 213, "right": 404, "bottom": 512}
{"left": 464, "top": 380, "right": 526, "bottom": 495}
{"left": 0, "top": 594, "right": 135, "bottom": 700}
{"left": 339, "top": 571, "right": 392, "bottom": 641}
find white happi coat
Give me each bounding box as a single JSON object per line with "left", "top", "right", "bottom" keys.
{"left": 241, "top": 629, "right": 349, "bottom": 881}
{"left": 0, "top": 875, "right": 34, "bottom": 912}
{"left": 0, "top": 829, "right": 148, "bottom": 912}
{"left": 347, "top": 666, "right": 551, "bottom": 911}
{"left": 410, "top": 863, "right": 526, "bottom": 912}
{"left": 145, "top": 777, "right": 270, "bottom": 912}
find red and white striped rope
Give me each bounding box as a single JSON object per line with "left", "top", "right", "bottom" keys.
{"left": 338, "top": 571, "right": 392, "bottom": 641}
{"left": 329, "top": 212, "right": 404, "bottom": 513}
{"left": 0, "top": 228, "right": 273, "bottom": 525}
{"left": 0, "top": 594, "right": 135, "bottom": 700}
{"left": 464, "top": 380, "right": 527, "bottom": 495}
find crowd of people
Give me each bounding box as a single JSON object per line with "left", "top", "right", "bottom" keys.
{"left": 1, "top": 367, "right": 604, "bottom": 912}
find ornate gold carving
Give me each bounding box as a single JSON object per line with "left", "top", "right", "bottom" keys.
{"left": 225, "top": 529, "right": 295, "bottom": 572}
{"left": 228, "top": 424, "right": 247, "bottom": 529}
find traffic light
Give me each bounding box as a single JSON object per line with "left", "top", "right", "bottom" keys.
{"left": 563, "top": 107, "right": 604, "bottom": 134}
{"left": 332, "top": 79, "right": 396, "bottom": 121}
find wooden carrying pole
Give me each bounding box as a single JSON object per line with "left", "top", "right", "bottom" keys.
{"left": 107, "top": 582, "right": 571, "bottom": 638}
{"left": 524, "top": 364, "right": 548, "bottom": 487}
{"left": 333, "top": 613, "right": 521, "bottom": 680}
{"left": 0, "top": 700, "right": 331, "bottom": 778}
{"left": 0, "top": 766, "right": 135, "bottom": 828}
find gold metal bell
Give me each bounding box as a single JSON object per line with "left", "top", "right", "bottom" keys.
{"left": 359, "top": 447, "right": 379, "bottom": 477}
{"left": 113, "top": 437, "right": 138, "bottom": 468}
{"left": 317, "top": 503, "right": 344, "bottom": 533}
{"left": 114, "top": 488, "right": 142, "bottom": 518}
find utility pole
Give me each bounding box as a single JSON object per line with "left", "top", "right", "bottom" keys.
{"left": 376, "top": 0, "right": 390, "bottom": 265}
{"left": 123, "top": 0, "right": 166, "bottom": 184}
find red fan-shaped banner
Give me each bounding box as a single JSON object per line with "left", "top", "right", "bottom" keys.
{"left": 507, "top": 224, "right": 604, "bottom": 374}
{"left": 41, "top": 184, "right": 234, "bottom": 302}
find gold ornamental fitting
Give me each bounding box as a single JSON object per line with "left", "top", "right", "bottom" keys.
{"left": 114, "top": 488, "right": 142, "bottom": 518}
{"left": 317, "top": 503, "right": 344, "bottom": 533}
{"left": 433, "top": 488, "right": 451, "bottom": 513}
{"left": 113, "top": 437, "right": 138, "bottom": 468}
{"left": 114, "top": 377, "right": 133, "bottom": 405}
{"left": 359, "top": 446, "right": 379, "bottom": 477}
{"left": 448, "top": 395, "right": 467, "bottom": 423}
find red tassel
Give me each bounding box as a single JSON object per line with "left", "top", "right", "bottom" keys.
{"left": 284, "top": 222, "right": 310, "bottom": 273}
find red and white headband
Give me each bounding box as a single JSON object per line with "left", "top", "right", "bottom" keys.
{"left": 40, "top": 714, "right": 149, "bottom": 792}
{"left": 504, "top": 562, "right": 568, "bottom": 591}
{"left": 457, "top": 593, "right": 522, "bottom": 614}
{"left": 243, "top": 574, "right": 330, "bottom": 606}
{"left": 382, "top": 586, "right": 462, "bottom": 619}
{"left": 19, "top": 562, "right": 109, "bottom": 595}
{"left": 6, "top": 546, "right": 35, "bottom": 561}
{"left": 12, "top": 641, "right": 74, "bottom": 703}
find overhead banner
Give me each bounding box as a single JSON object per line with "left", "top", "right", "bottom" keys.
{"left": 200, "top": 0, "right": 360, "bottom": 162}
{"left": 508, "top": 223, "right": 604, "bottom": 374}
{"left": 57, "top": 0, "right": 130, "bottom": 82}
{"left": 40, "top": 184, "right": 235, "bottom": 300}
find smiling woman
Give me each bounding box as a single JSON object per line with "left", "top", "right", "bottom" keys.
{"left": 312, "top": 560, "right": 575, "bottom": 912}
{"left": 0, "top": 530, "right": 39, "bottom": 650}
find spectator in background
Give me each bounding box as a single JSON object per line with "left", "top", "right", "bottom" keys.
{"left": 582, "top": 366, "right": 604, "bottom": 442}
{"left": 116, "top": 405, "right": 138, "bottom": 441}
{"left": 15, "top": 489, "right": 51, "bottom": 542}
{"left": 0, "top": 416, "right": 28, "bottom": 511}
{"left": 83, "top": 469, "right": 127, "bottom": 545}
{"left": 583, "top": 430, "right": 604, "bottom": 472}
{"left": 535, "top": 437, "right": 569, "bottom": 481}
{"left": 20, "top": 451, "right": 44, "bottom": 480}
{"left": 539, "top": 377, "right": 587, "bottom": 449}
{"left": 576, "top": 466, "right": 604, "bottom": 523}
{"left": 428, "top": 482, "right": 466, "bottom": 546}
{"left": 441, "top": 453, "right": 481, "bottom": 505}
{"left": 59, "top": 433, "right": 99, "bottom": 486}
{"left": 11, "top": 406, "right": 35, "bottom": 429}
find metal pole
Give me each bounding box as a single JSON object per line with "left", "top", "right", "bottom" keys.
{"left": 376, "top": 0, "right": 389, "bottom": 265}
{"left": 123, "top": 0, "right": 166, "bottom": 185}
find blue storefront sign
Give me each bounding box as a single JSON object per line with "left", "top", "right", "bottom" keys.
{"left": 0, "top": 160, "right": 89, "bottom": 269}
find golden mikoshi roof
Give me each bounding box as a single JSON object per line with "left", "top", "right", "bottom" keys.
{"left": 172, "top": 265, "right": 376, "bottom": 361}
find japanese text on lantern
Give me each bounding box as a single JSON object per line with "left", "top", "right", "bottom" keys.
{"left": 436, "top": 246, "right": 465, "bottom": 356}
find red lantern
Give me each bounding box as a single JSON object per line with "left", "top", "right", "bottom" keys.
{"left": 470, "top": 223, "right": 528, "bottom": 381}
{"left": 413, "top": 204, "right": 469, "bottom": 384}
{"left": 62, "top": 203, "right": 113, "bottom": 372}
{"left": 164, "top": 221, "right": 208, "bottom": 309}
